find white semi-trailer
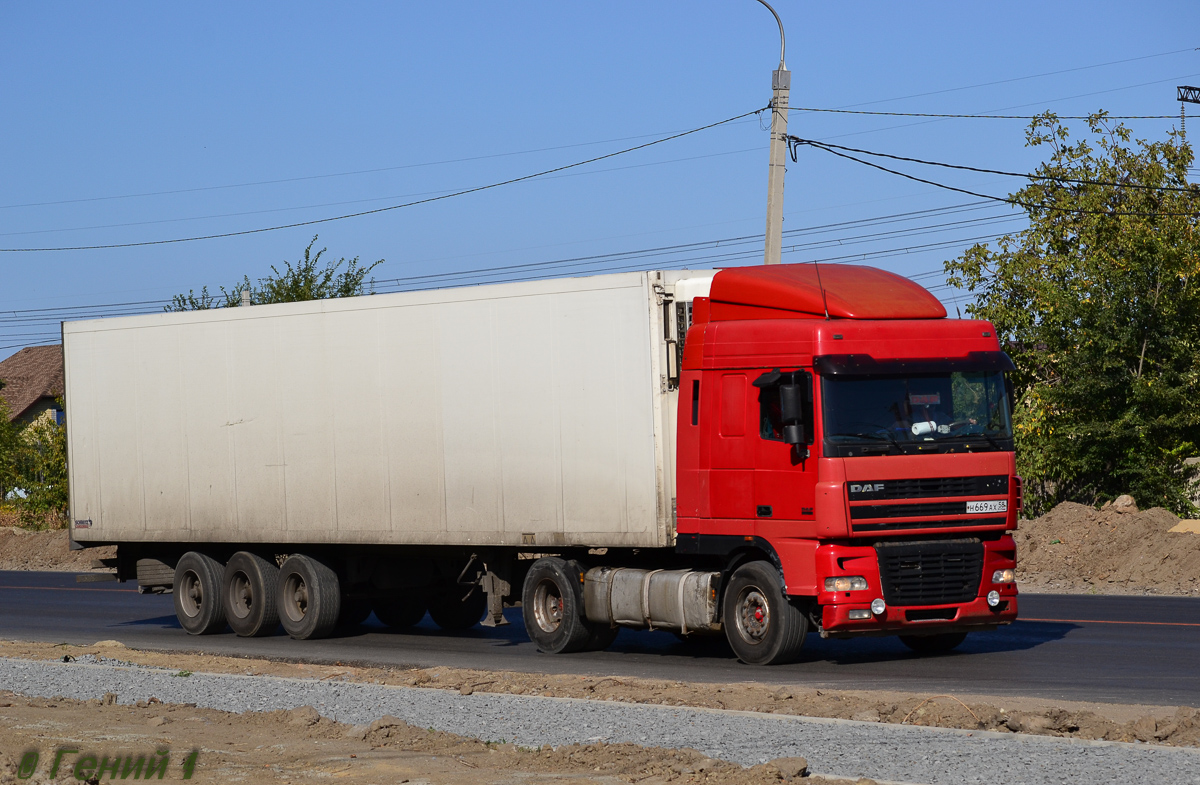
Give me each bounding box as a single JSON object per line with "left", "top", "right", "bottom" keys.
{"left": 65, "top": 271, "right": 715, "bottom": 644}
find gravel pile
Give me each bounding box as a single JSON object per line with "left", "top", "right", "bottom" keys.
{"left": 2, "top": 657, "right": 1197, "bottom": 784}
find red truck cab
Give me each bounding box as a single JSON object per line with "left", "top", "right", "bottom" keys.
{"left": 674, "top": 263, "right": 1019, "bottom": 661}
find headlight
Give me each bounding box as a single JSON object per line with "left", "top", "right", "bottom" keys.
{"left": 870, "top": 598, "right": 887, "bottom": 616}
{"left": 987, "top": 590, "right": 1001, "bottom": 607}
{"left": 824, "top": 576, "right": 868, "bottom": 592}
{"left": 991, "top": 568, "right": 1016, "bottom": 584}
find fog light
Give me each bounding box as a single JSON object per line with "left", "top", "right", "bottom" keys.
{"left": 870, "top": 598, "right": 886, "bottom": 616}
{"left": 848, "top": 609, "right": 872, "bottom": 620}
{"left": 987, "top": 590, "right": 1001, "bottom": 607}
{"left": 824, "top": 576, "right": 868, "bottom": 592}
{"left": 991, "top": 568, "right": 1016, "bottom": 584}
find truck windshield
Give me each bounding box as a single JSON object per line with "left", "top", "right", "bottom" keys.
{"left": 821, "top": 371, "right": 1012, "bottom": 454}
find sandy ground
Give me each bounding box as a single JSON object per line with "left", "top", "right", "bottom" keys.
{"left": 0, "top": 691, "right": 828, "bottom": 785}
{"left": 0, "top": 639, "right": 1195, "bottom": 751}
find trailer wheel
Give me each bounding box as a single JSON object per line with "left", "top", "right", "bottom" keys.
{"left": 277, "top": 555, "right": 341, "bottom": 640}
{"left": 373, "top": 594, "right": 428, "bottom": 628}
{"left": 722, "top": 561, "right": 808, "bottom": 665}
{"left": 521, "top": 557, "right": 594, "bottom": 654}
{"left": 222, "top": 552, "right": 280, "bottom": 637}
{"left": 428, "top": 587, "right": 486, "bottom": 630}
{"left": 173, "top": 552, "right": 227, "bottom": 635}
{"left": 899, "top": 632, "right": 967, "bottom": 655}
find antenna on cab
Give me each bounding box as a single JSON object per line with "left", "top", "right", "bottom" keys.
{"left": 813, "top": 261, "right": 831, "bottom": 320}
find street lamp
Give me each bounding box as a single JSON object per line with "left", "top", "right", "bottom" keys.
{"left": 754, "top": 0, "right": 789, "bottom": 265}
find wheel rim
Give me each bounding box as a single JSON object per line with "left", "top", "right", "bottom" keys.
{"left": 531, "top": 579, "right": 564, "bottom": 634}
{"left": 179, "top": 569, "right": 203, "bottom": 619}
{"left": 282, "top": 572, "right": 309, "bottom": 623}
{"left": 735, "top": 586, "right": 770, "bottom": 643}
{"left": 229, "top": 571, "right": 253, "bottom": 620}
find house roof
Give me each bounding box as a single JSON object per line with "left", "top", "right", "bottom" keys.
{"left": 0, "top": 345, "right": 64, "bottom": 422}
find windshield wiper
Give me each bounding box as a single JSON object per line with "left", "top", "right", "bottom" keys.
{"left": 835, "top": 431, "right": 903, "bottom": 451}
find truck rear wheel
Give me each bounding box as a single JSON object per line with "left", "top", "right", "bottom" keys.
{"left": 899, "top": 632, "right": 967, "bottom": 655}
{"left": 277, "top": 555, "right": 341, "bottom": 640}
{"left": 521, "top": 557, "right": 595, "bottom": 654}
{"left": 374, "top": 594, "right": 428, "bottom": 628}
{"left": 173, "top": 552, "right": 227, "bottom": 635}
{"left": 722, "top": 561, "right": 808, "bottom": 665}
{"left": 428, "top": 587, "right": 486, "bottom": 630}
{"left": 223, "top": 552, "right": 280, "bottom": 637}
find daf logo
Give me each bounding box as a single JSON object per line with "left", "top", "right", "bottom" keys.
{"left": 849, "top": 483, "right": 886, "bottom": 494}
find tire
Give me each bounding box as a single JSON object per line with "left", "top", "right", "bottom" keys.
{"left": 722, "top": 560, "right": 808, "bottom": 665}
{"left": 336, "top": 597, "right": 374, "bottom": 629}
{"left": 899, "top": 632, "right": 968, "bottom": 655}
{"left": 173, "top": 552, "right": 227, "bottom": 635}
{"left": 428, "top": 586, "right": 486, "bottom": 630}
{"left": 373, "top": 593, "right": 428, "bottom": 628}
{"left": 520, "top": 557, "right": 595, "bottom": 654}
{"left": 276, "top": 554, "right": 341, "bottom": 640}
{"left": 222, "top": 551, "right": 280, "bottom": 637}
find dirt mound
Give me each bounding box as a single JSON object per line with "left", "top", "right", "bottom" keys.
{"left": 1015, "top": 502, "right": 1200, "bottom": 595}
{"left": 0, "top": 526, "right": 114, "bottom": 571}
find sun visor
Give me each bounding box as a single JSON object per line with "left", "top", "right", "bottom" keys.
{"left": 709, "top": 263, "right": 947, "bottom": 320}
{"left": 814, "top": 351, "right": 1016, "bottom": 376}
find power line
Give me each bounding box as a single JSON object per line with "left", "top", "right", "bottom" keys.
{"left": 798, "top": 141, "right": 1200, "bottom": 218}
{"left": 796, "top": 108, "right": 1178, "bottom": 120}
{"left": 0, "top": 107, "right": 766, "bottom": 253}
{"left": 791, "top": 137, "right": 1199, "bottom": 193}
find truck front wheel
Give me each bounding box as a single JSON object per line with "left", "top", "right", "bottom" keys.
{"left": 223, "top": 552, "right": 280, "bottom": 637}
{"left": 722, "top": 561, "right": 808, "bottom": 665}
{"left": 277, "top": 555, "right": 341, "bottom": 640}
{"left": 521, "top": 557, "right": 595, "bottom": 654}
{"left": 173, "top": 552, "right": 227, "bottom": 635}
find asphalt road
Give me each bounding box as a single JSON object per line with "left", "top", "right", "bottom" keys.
{"left": 2, "top": 570, "right": 1197, "bottom": 707}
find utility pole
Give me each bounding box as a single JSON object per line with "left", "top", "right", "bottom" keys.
{"left": 756, "top": 0, "right": 789, "bottom": 265}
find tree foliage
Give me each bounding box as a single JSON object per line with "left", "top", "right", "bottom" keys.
{"left": 12, "top": 411, "right": 69, "bottom": 527}
{"left": 945, "top": 112, "right": 1200, "bottom": 516}
{"left": 167, "top": 236, "right": 382, "bottom": 311}
{"left": 0, "top": 397, "right": 21, "bottom": 503}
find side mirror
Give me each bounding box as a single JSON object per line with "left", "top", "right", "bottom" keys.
{"left": 782, "top": 423, "right": 805, "bottom": 445}
{"left": 779, "top": 384, "right": 803, "bottom": 423}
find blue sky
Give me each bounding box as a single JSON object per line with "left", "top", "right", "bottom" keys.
{"left": 1, "top": 2, "right": 1197, "bottom": 357}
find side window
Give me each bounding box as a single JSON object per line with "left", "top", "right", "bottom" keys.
{"left": 754, "top": 369, "right": 814, "bottom": 445}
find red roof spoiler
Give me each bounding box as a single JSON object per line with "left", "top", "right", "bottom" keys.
{"left": 708, "top": 263, "right": 947, "bottom": 320}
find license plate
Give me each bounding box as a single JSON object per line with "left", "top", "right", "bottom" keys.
{"left": 966, "top": 500, "right": 1008, "bottom": 514}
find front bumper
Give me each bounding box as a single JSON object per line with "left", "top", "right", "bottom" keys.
{"left": 812, "top": 535, "right": 1019, "bottom": 637}
{"left": 820, "top": 595, "right": 1017, "bottom": 638}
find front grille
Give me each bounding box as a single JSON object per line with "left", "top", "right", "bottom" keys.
{"left": 875, "top": 539, "right": 983, "bottom": 606}
{"left": 851, "top": 501, "right": 969, "bottom": 519}
{"left": 847, "top": 475, "right": 1007, "bottom": 501}
{"left": 853, "top": 517, "right": 1005, "bottom": 533}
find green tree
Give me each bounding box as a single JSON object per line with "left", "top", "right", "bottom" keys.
{"left": 0, "top": 396, "right": 21, "bottom": 504}
{"left": 167, "top": 235, "right": 382, "bottom": 311}
{"left": 946, "top": 112, "right": 1200, "bottom": 516}
{"left": 12, "top": 410, "right": 69, "bottom": 528}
